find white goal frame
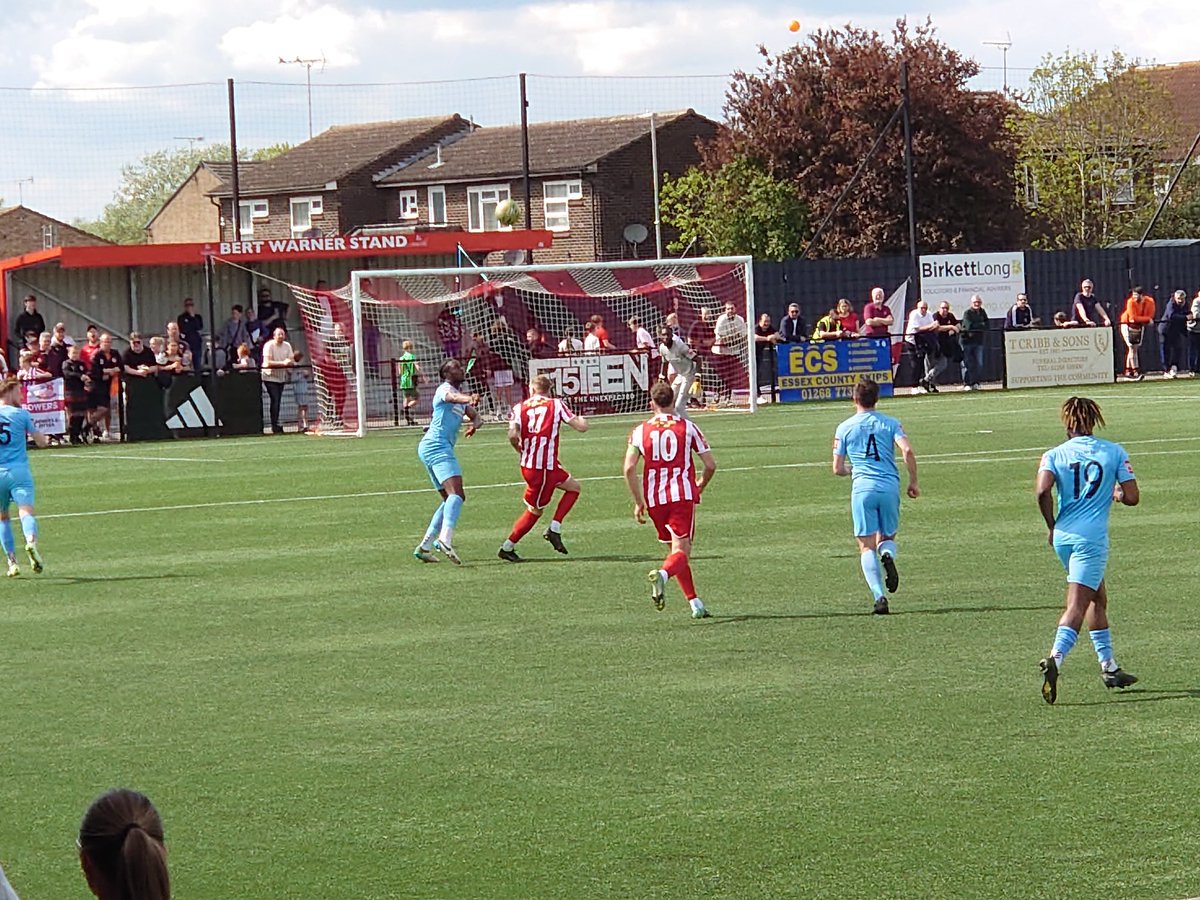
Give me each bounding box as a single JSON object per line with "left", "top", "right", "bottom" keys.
{"left": 344, "top": 256, "right": 757, "bottom": 437}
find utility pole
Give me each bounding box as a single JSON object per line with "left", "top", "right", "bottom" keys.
{"left": 983, "top": 34, "right": 1013, "bottom": 94}
{"left": 279, "top": 55, "right": 325, "bottom": 138}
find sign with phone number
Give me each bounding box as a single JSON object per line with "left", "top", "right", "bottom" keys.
{"left": 776, "top": 338, "right": 894, "bottom": 403}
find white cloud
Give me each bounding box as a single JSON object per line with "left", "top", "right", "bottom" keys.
{"left": 219, "top": 4, "right": 368, "bottom": 72}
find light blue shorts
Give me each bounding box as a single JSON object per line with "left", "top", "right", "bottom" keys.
{"left": 851, "top": 488, "right": 900, "bottom": 538}
{"left": 1054, "top": 534, "right": 1109, "bottom": 590}
{"left": 418, "top": 446, "right": 461, "bottom": 491}
{"left": 0, "top": 467, "right": 35, "bottom": 508}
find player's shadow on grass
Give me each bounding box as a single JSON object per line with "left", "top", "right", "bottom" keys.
{"left": 47, "top": 574, "right": 186, "bottom": 585}
{"left": 708, "top": 603, "right": 1062, "bottom": 624}
{"left": 513, "top": 554, "right": 725, "bottom": 565}
{"left": 1060, "top": 688, "right": 1200, "bottom": 707}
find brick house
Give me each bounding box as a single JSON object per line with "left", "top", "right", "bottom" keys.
{"left": 210, "top": 116, "right": 473, "bottom": 242}
{"left": 0, "top": 205, "right": 108, "bottom": 258}
{"left": 374, "top": 110, "right": 720, "bottom": 263}
{"left": 147, "top": 161, "right": 263, "bottom": 243}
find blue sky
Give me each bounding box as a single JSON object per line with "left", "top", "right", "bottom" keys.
{"left": 1, "top": 0, "right": 1196, "bottom": 223}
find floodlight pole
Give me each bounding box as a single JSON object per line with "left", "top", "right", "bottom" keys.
{"left": 650, "top": 113, "right": 663, "bottom": 259}
{"left": 227, "top": 78, "right": 242, "bottom": 241}
{"left": 519, "top": 73, "right": 533, "bottom": 262}
{"left": 900, "top": 61, "right": 919, "bottom": 291}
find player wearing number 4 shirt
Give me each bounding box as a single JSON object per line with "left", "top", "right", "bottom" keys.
{"left": 832, "top": 377, "right": 920, "bottom": 615}
{"left": 624, "top": 381, "right": 717, "bottom": 619}
{"left": 1036, "top": 397, "right": 1140, "bottom": 705}
{"left": 498, "top": 374, "right": 589, "bottom": 561}
{"left": 0, "top": 378, "right": 49, "bottom": 576}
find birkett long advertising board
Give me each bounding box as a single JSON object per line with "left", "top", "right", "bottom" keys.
{"left": 1004, "top": 328, "right": 1115, "bottom": 389}
{"left": 776, "top": 339, "right": 894, "bottom": 403}
{"left": 919, "top": 251, "right": 1026, "bottom": 319}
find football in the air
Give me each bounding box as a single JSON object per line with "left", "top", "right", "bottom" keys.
{"left": 496, "top": 198, "right": 522, "bottom": 227}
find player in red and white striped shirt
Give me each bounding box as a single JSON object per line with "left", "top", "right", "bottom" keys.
{"left": 498, "top": 374, "right": 589, "bottom": 561}
{"left": 624, "top": 380, "right": 717, "bottom": 618}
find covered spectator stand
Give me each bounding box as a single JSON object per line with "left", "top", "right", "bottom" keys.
{"left": 0, "top": 229, "right": 552, "bottom": 441}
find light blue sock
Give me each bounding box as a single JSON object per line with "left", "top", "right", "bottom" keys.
{"left": 860, "top": 550, "right": 885, "bottom": 601}
{"left": 0, "top": 519, "right": 14, "bottom": 558}
{"left": 18, "top": 512, "right": 37, "bottom": 545}
{"left": 1051, "top": 625, "right": 1078, "bottom": 666}
{"left": 1089, "top": 628, "right": 1116, "bottom": 671}
{"left": 878, "top": 539, "right": 897, "bottom": 559}
{"left": 439, "top": 494, "right": 464, "bottom": 544}
{"left": 421, "top": 503, "right": 444, "bottom": 548}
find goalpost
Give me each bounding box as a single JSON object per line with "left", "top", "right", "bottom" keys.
{"left": 288, "top": 257, "right": 757, "bottom": 436}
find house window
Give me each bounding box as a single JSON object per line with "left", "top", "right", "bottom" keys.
{"left": 428, "top": 186, "right": 447, "bottom": 226}
{"left": 543, "top": 179, "right": 583, "bottom": 232}
{"left": 398, "top": 190, "right": 419, "bottom": 220}
{"left": 290, "top": 196, "right": 324, "bottom": 233}
{"left": 467, "top": 184, "right": 511, "bottom": 232}
{"left": 1111, "top": 160, "right": 1134, "bottom": 206}
{"left": 41, "top": 223, "right": 57, "bottom": 249}
{"left": 238, "top": 199, "right": 269, "bottom": 236}
{"left": 1022, "top": 165, "right": 1039, "bottom": 209}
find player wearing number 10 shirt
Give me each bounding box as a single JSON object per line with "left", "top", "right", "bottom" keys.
{"left": 498, "top": 374, "right": 589, "bottom": 561}
{"left": 1036, "top": 397, "right": 1139, "bottom": 705}
{"left": 832, "top": 377, "right": 919, "bottom": 615}
{"left": 624, "top": 381, "right": 717, "bottom": 619}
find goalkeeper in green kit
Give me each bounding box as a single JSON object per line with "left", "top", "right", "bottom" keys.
{"left": 397, "top": 340, "right": 424, "bottom": 426}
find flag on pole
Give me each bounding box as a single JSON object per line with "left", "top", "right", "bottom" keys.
{"left": 888, "top": 279, "right": 910, "bottom": 376}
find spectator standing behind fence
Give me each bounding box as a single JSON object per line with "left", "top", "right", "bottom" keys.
{"left": 79, "top": 325, "right": 100, "bottom": 369}
{"left": 233, "top": 344, "right": 256, "bottom": 370}
{"left": 558, "top": 327, "right": 583, "bottom": 353}
{"left": 13, "top": 296, "right": 44, "bottom": 356}
{"left": 1005, "top": 293, "right": 1036, "bottom": 330}
{"left": 629, "top": 317, "right": 656, "bottom": 357}
{"left": 959, "top": 295, "right": 988, "bottom": 391}
{"left": 754, "top": 312, "right": 780, "bottom": 399}
{"left": 261, "top": 327, "right": 294, "bottom": 434}
{"left": 16, "top": 352, "right": 47, "bottom": 383}
{"left": 583, "top": 321, "right": 602, "bottom": 351}
{"left": 77, "top": 788, "right": 169, "bottom": 900}
{"left": 1118, "top": 286, "right": 1154, "bottom": 381}
{"left": 777, "top": 303, "right": 807, "bottom": 343}
{"left": 45, "top": 330, "right": 68, "bottom": 377}
{"left": 61, "top": 344, "right": 90, "bottom": 444}
{"left": 52, "top": 321, "right": 74, "bottom": 347}
{"left": 1071, "top": 279, "right": 1110, "bottom": 326}
{"left": 218, "top": 305, "right": 250, "bottom": 361}
{"left": 860, "top": 287, "right": 894, "bottom": 339}
{"left": 89, "top": 334, "right": 120, "bottom": 441}
{"left": 590, "top": 314, "right": 612, "bottom": 349}
{"left": 1158, "top": 290, "right": 1191, "bottom": 378}
{"left": 713, "top": 301, "right": 747, "bottom": 405}
{"left": 122, "top": 333, "right": 157, "bottom": 378}
{"left": 933, "top": 301, "right": 963, "bottom": 384}
{"left": 834, "top": 298, "right": 860, "bottom": 336}
{"left": 291, "top": 351, "right": 312, "bottom": 432}
{"left": 906, "top": 299, "right": 946, "bottom": 394}
{"left": 526, "top": 327, "right": 554, "bottom": 361}
{"left": 177, "top": 297, "right": 203, "bottom": 365}
{"left": 1189, "top": 290, "right": 1200, "bottom": 374}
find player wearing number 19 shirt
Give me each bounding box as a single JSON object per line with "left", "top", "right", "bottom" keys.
{"left": 498, "top": 374, "right": 588, "bottom": 562}
{"left": 624, "top": 380, "right": 717, "bottom": 619}
{"left": 832, "top": 377, "right": 920, "bottom": 615}
{"left": 1036, "top": 397, "right": 1139, "bottom": 705}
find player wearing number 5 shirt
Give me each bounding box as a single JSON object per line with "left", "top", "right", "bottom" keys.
{"left": 624, "top": 381, "right": 717, "bottom": 619}
{"left": 498, "top": 374, "right": 588, "bottom": 561}
{"left": 832, "top": 377, "right": 919, "bottom": 616}
{"left": 1036, "top": 397, "right": 1139, "bottom": 705}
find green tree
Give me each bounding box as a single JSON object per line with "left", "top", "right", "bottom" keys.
{"left": 1011, "top": 50, "right": 1181, "bottom": 248}
{"left": 708, "top": 18, "right": 1022, "bottom": 257}
{"left": 80, "top": 143, "right": 289, "bottom": 244}
{"left": 660, "top": 157, "right": 809, "bottom": 260}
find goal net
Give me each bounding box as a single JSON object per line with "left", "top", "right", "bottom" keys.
{"left": 288, "top": 258, "right": 756, "bottom": 436}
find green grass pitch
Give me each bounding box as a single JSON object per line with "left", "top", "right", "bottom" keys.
{"left": 1, "top": 382, "right": 1198, "bottom": 899}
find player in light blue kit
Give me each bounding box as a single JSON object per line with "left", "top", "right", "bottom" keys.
{"left": 832, "top": 377, "right": 919, "bottom": 615}
{"left": 0, "top": 377, "right": 49, "bottom": 576}
{"left": 414, "top": 359, "right": 481, "bottom": 565}
{"left": 1036, "top": 397, "right": 1139, "bottom": 704}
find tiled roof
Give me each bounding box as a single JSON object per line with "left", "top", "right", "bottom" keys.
{"left": 201, "top": 160, "right": 263, "bottom": 185}
{"left": 211, "top": 116, "right": 470, "bottom": 196}
{"left": 1137, "top": 61, "right": 1200, "bottom": 158}
{"left": 377, "top": 110, "right": 711, "bottom": 185}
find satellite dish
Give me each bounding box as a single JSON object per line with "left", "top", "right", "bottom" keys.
{"left": 503, "top": 249, "right": 527, "bottom": 266}
{"left": 623, "top": 223, "right": 649, "bottom": 244}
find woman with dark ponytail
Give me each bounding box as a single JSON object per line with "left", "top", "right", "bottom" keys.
{"left": 78, "top": 789, "right": 169, "bottom": 900}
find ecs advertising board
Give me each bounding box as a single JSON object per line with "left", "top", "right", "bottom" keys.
{"left": 776, "top": 339, "right": 894, "bottom": 403}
